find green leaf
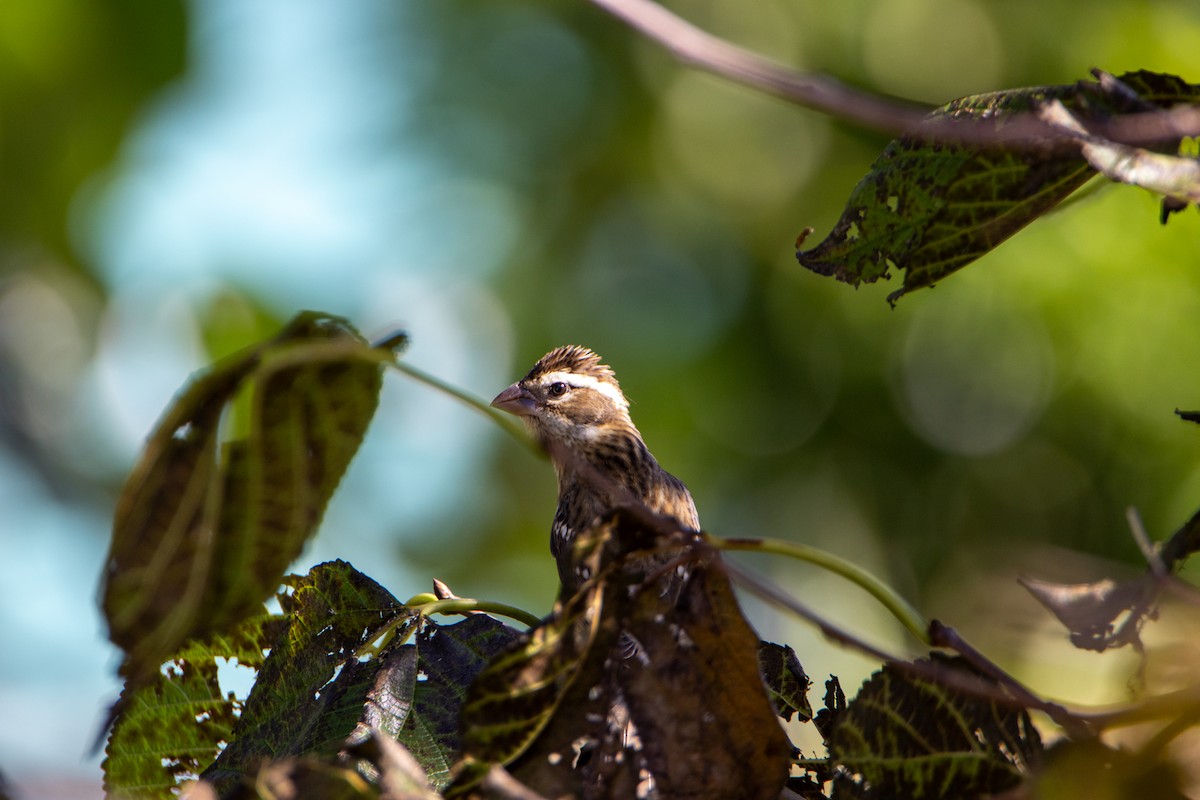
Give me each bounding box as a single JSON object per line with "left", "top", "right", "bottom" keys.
{"left": 102, "top": 611, "right": 282, "bottom": 798}
{"left": 200, "top": 561, "right": 518, "bottom": 796}
{"left": 758, "top": 641, "right": 813, "bottom": 722}
{"left": 828, "top": 654, "right": 1042, "bottom": 799}
{"left": 797, "top": 70, "right": 1200, "bottom": 302}
{"left": 101, "top": 311, "right": 398, "bottom": 689}
{"left": 202, "top": 561, "right": 415, "bottom": 793}
{"left": 397, "top": 615, "right": 520, "bottom": 790}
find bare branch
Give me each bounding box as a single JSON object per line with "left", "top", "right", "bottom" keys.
{"left": 929, "top": 621, "right": 1091, "bottom": 738}
{"left": 1040, "top": 100, "right": 1200, "bottom": 202}
{"left": 1126, "top": 507, "right": 1169, "bottom": 579}
{"left": 587, "top": 0, "right": 927, "bottom": 133}
{"left": 586, "top": 0, "right": 1200, "bottom": 147}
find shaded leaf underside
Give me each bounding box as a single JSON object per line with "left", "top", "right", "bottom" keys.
{"left": 198, "top": 561, "right": 519, "bottom": 796}
{"left": 828, "top": 654, "right": 1042, "bottom": 799}
{"left": 102, "top": 311, "right": 394, "bottom": 689}
{"left": 454, "top": 511, "right": 793, "bottom": 800}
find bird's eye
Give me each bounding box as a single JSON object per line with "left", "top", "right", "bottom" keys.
{"left": 548, "top": 381, "right": 569, "bottom": 397}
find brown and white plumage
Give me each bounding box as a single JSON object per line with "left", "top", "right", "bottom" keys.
{"left": 491, "top": 345, "right": 698, "bottom": 591}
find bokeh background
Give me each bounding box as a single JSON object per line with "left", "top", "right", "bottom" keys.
{"left": 2, "top": 0, "right": 1199, "bottom": 796}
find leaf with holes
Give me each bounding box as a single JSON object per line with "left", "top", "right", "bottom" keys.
{"left": 759, "top": 642, "right": 813, "bottom": 723}
{"left": 102, "top": 610, "right": 282, "bottom": 798}
{"left": 102, "top": 311, "right": 399, "bottom": 692}
{"left": 200, "top": 561, "right": 415, "bottom": 794}
{"left": 396, "top": 615, "right": 521, "bottom": 790}
{"left": 797, "top": 70, "right": 1200, "bottom": 302}
{"left": 197, "top": 561, "right": 519, "bottom": 796}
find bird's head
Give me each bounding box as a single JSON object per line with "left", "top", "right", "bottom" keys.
{"left": 491, "top": 345, "right": 636, "bottom": 452}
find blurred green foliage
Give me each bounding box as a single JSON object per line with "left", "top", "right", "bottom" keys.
{"left": 0, "top": 0, "right": 185, "bottom": 272}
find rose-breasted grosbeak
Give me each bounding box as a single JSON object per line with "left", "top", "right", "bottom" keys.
{"left": 491, "top": 345, "right": 699, "bottom": 592}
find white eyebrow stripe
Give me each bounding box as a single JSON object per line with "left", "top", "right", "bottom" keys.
{"left": 541, "top": 371, "right": 628, "bottom": 407}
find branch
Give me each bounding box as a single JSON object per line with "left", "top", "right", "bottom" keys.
{"left": 1040, "top": 100, "right": 1200, "bottom": 202}
{"left": 721, "top": 557, "right": 905, "bottom": 666}
{"left": 587, "top": 0, "right": 926, "bottom": 133}
{"left": 929, "top": 621, "right": 1091, "bottom": 738}
{"left": 389, "top": 358, "right": 542, "bottom": 457}
{"left": 717, "top": 536, "right": 929, "bottom": 645}
{"left": 586, "top": 0, "right": 1200, "bottom": 146}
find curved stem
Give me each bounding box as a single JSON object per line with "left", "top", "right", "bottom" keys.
{"left": 715, "top": 535, "right": 929, "bottom": 645}
{"left": 586, "top": 0, "right": 1200, "bottom": 146}
{"left": 586, "top": 0, "right": 925, "bottom": 133}
{"left": 413, "top": 596, "right": 544, "bottom": 629}
{"left": 389, "top": 360, "right": 543, "bottom": 458}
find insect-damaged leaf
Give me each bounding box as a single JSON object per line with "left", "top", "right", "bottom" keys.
{"left": 759, "top": 641, "right": 814, "bottom": 722}
{"left": 450, "top": 560, "right": 605, "bottom": 796}
{"left": 1020, "top": 505, "right": 1200, "bottom": 653}
{"left": 199, "top": 561, "right": 518, "bottom": 797}
{"left": 452, "top": 510, "right": 792, "bottom": 800}
{"left": 201, "top": 561, "right": 415, "bottom": 791}
{"left": 797, "top": 70, "right": 1200, "bottom": 302}
{"left": 102, "top": 311, "right": 398, "bottom": 689}
{"left": 828, "top": 654, "right": 1042, "bottom": 799}
{"left": 102, "top": 611, "right": 283, "bottom": 798}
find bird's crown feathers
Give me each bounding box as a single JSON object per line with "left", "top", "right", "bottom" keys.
{"left": 525, "top": 345, "right": 618, "bottom": 386}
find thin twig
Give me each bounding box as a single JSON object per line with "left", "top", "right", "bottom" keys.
{"left": 722, "top": 558, "right": 903, "bottom": 666}
{"left": 413, "top": 596, "right": 544, "bottom": 629}
{"left": 718, "top": 536, "right": 929, "bottom": 644}
{"left": 1040, "top": 101, "right": 1200, "bottom": 202}
{"left": 733, "top": 560, "right": 1098, "bottom": 737}
{"left": 1077, "top": 683, "right": 1200, "bottom": 730}
{"left": 1126, "top": 506, "right": 1169, "bottom": 578}
{"left": 587, "top": 0, "right": 926, "bottom": 133}
{"left": 929, "top": 621, "right": 1091, "bottom": 738}
{"left": 585, "top": 0, "right": 1200, "bottom": 146}
{"left": 482, "top": 765, "right": 552, "bottom": 800}
{"left": 390, "top": 359, "right": 542, "bottom": 457}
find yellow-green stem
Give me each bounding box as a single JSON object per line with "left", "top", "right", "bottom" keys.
{"left": 390, "top": 360, "right": 542, "bottom": 457}
{"left": 410, "top": 596, "right": 544, "bottom": 629}
{"left": 714, "top": 535, "right": 930, "bottom": 645}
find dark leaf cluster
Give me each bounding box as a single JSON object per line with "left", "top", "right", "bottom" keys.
{"left": 797, "top": 70, "right": 1200, "bottom": 303}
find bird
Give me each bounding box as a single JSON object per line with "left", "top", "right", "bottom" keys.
{"left": 490, "top": 345, "right": 699, "bottom": 593}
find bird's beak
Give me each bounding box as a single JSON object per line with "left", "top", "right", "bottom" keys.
{"left": 491, "top": 383, "right": 536, "bottom": 417}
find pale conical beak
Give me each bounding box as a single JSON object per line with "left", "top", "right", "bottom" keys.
{"left": 491, "top": 383, "right": 536, "bottom": 417}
